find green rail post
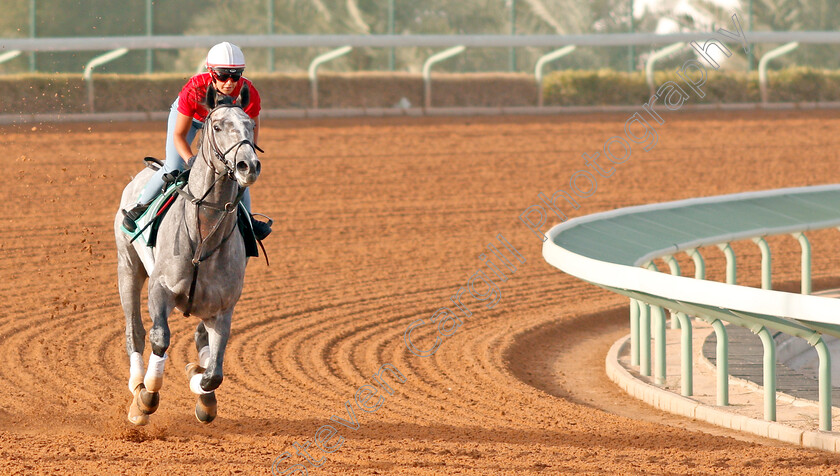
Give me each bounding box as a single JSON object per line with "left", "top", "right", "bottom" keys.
{"left": 676, "top": 312, "right": 692, "bottom": 396}
{"left": 759, "top": 42, "right": 799, "bottom": 104}
{"left": 640, "top": 303, "right": 651, "bottom": 377}
{"left": 711, "top": 319, "right": 729, "bottom": 406}
{"left": 388, "top": 0, "right": 395, "bottom": 71}
{"left": 267, "top": 0, "right": 275, "bottom": 72}
{"left": 309, "top": 46, "right": 353, "bottom": 109}
{"left": 630, "top": 299, "right": 640, "bottom": 366}
{"left": 647, "top": 262, "right": 665, "bottom": 385}
{"left": 682, "top": 249, "right": 704, "bottom": 397}
{"left": 686, "top": 247, "right": 705, "bottom": 332}
{"left": 535, "top": 45, "right": 576, "bottom": 107}
{"left": 664, "top": 255, "right": 681, "bottom": 329}
{"left": 627, "top": 0, "right": 634, "bottom": 72}
{"left": 84, "top": 48, "right": 129, "bottom": 113}
{"left": 753, "top": 237, "right": 771, "bottom": 290}
{"left": 748, "top": 0, "right": 754, "bottom": 71}
{"left": 687, "top": 248, "right": 705, "bottom": 280}
{"left": 423, "top": 46, "right": 466, "bottom": 110}
{"left": 809, "top": 335, "right": 832, "bottom": 431}
{"left": 713, "top": 242, "right": 735, "bottom": 409}
{"left": 754, "top": 325, "right": 776, "bottom": 421}
{"left": 146, "top": 0, "right": 153, "bottom": 73}
{"left": 29, "top": 0, "right": 36, "bottom": 72}
{"left": 645, "top": 42, "right": 685, "bottom": 96}
{"left": 717, "top": 243, "right": 736, "bottom": 284}
{"left": 653, "top": 305, "right": 666, "bottom": 385}
{"left": 509, "top": 0, "right": 516, "bottom": 72}
{"left": 792, "top": 232, "right": 811, "bottom": 294}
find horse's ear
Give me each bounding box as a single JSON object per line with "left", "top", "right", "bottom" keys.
{"left": 237, "top": 83, "right": 250, "bottom": 109}
{"left": 205, "top": 83, "right": 218, "bottom": 110}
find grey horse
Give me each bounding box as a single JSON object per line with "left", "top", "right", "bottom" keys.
{"left": 114, "top": 85, "right": 260, "bottom": 425}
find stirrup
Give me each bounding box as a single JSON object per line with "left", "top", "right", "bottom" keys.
{"left": 251, "top": 213, "right": 273, "bottom": 241}
{"left": 162, "top": 170, "right": 181, "bottom": 183}
{"left": 122, "top": 203, "right": 149, "bottom": 232}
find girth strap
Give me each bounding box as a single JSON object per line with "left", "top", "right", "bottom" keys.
{"left": 185, "top": 262, "right": 199, "bottom": 318}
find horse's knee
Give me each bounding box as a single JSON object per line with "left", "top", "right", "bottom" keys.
{"left": 200, "top": 373, "right": 223, "bottom": 392}
{"left": 125, "top": 328, "right": 146, "bottom": 354}
{"left": 149, "top": 326, "right": 170, "bottom": 356}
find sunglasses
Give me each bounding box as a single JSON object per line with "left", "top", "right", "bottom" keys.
{"left": 211, "top": 69, "right": 243, "bottom": 82}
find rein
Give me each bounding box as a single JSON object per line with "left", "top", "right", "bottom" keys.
{"left": 180, "top": 104, "right": 262, "bottom": 317}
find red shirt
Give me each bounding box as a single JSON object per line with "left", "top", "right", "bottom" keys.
{"left": 177, "top": 72, "right": 261, "bottom": 122}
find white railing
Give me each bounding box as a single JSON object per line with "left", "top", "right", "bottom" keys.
{"left": 4, "top": 31, "right": 840, "bottom": 119}
{"left": 542, "top": 184, "right": 840, "bottom": 432}
{"left": 2, "top": 31, "right": 840, "bottom": 52}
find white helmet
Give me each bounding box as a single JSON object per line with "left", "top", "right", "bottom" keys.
{"left": 206, "top": 42, "right": 246, "bottom": 70}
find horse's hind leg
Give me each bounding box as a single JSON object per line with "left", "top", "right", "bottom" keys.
{"left": 186, "top": 363, "right": 217, "bottom": 423}
{"left": 184, "top": 321, "right": 216, "bottom": 423}
{"left": 117, "top": 248, "right": 150, "bottom": 425}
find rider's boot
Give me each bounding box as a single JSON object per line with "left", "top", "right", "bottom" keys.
{"left": 122, "top": 203, "right": 150, "bottom": 232}
{"left": 251, "top": 216, "right": 272, "bottom": 241}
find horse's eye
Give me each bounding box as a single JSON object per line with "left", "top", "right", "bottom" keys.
{"left": 213, "top": 125, "right": 222, "bottom": 132}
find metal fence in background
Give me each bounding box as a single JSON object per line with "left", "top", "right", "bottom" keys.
{"left": 3, "top": 0, "right": 840, "bottom": 74}
{"left": 3, "top": 32, "right": 840, "bottom": 112}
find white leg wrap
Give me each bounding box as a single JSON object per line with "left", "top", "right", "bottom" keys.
{"left": 144, "top": 352, "right": 168, "bottom": 393}
{"left": 190, "top": 373, "right": 213, "bottom": 395}
{"left": 128, "top": 352, "right": 145, "bottom": 393}
{"left": 198, "top": 345, "right": 212, "bottom": 369}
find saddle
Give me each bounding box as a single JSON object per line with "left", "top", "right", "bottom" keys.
{"left": 121, "top": 157, "right": 259, "bottom": 258}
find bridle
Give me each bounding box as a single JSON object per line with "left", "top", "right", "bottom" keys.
{"left": 180, "top": 103, "right": 263, "bottom": 212}
{"left": 204, "top": 103, "right": 264, "bottom": 181}
{"left": 177, "top": 102, "right": 264, "bottom": 316}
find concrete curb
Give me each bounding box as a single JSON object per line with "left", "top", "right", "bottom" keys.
{"left": 3, "top": 101, "right": 840, "bottom": 125}
{"left": 606, "top": 334, "right": 840, "bottom": 452}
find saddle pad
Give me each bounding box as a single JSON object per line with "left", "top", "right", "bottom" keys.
{"left": 122, "top": 180, "right": 259, "bottom": 258}
{"left": 119, "top": 181, "right": 182, "bottom": 246}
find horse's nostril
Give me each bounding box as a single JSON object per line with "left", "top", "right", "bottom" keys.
{"left": 255, "top": 161, "right": 261, "bottom": 174}
{"left": 236, "top": 161, "right": 249, "bottom": 172}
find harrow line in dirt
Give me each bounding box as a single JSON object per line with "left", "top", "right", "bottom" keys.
{"left": 4, "top": 112, "right": 840, "bottom": 474}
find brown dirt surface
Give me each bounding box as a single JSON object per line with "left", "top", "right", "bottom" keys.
{"left": 2, "top": 110, "right": 840, "bottom": 475}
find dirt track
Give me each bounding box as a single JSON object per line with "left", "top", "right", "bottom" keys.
{"left": 3, "top": 111, "right": 840, "bottom": 474}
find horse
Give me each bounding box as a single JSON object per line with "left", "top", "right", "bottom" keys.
{"left": 114, "top": 84, "right": 261, "bottom": 425}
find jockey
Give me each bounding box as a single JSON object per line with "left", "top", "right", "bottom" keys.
{"left": 122, "top": 41, "right": 272, "bottom": 240}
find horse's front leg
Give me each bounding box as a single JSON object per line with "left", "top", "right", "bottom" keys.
{"left": 186, "top": 310, "right": 231, "bottom": 423}
{"left": 129, "top": 281, "right": 174, "bottom": 421}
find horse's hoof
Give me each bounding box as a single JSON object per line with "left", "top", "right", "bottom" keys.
{"left": 138, "top": 387, "right": 160, "bottom": 415}
{"left": 195, "top": 392, "right": 217, "bottom": 424}
{"left": 127, "top": 399, "right": 150, "bottom": 426}
{"left": 131, "top": 383, "right": 160, "bottom": 415}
